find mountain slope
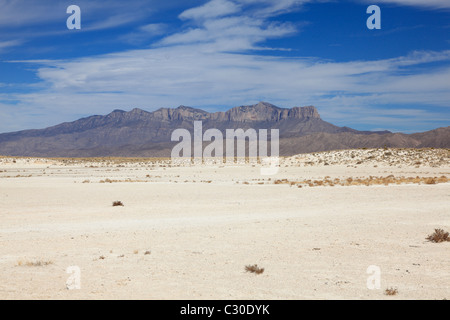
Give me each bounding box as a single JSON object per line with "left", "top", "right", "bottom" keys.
{"left": 0, "top": 102, "right": 447, "bottom": 157}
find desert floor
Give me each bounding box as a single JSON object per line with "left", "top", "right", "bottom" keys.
{"left": 0, "top": 148, "right": 449, "bottom": 300}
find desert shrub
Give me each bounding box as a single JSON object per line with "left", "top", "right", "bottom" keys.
{"left": 384, "top": 288, "right": 398, "bottom": 296}
{"left": 427, "top": 229, "right": 450, "bottom": 243}
{"left": 245, "top": 264, "right": 264, "bottom": 275}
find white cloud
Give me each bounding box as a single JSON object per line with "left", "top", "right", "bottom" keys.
{"left": 0, "top": 0, "right": 158, "bottom": 30}
{"left": 159, "top": 16, "right": 297, "bottom": 50}
{"left": 1, "top": 0, "right": 449, "bottom": 133}
{"left": 236, "top": 0, "right": 312, "bottom": 17}
{"left": 362, "top": 0, "right": 450, "bottom": 9}
{"left": 160, "top": 0, "right": 301, "bottom": 51}
{"left": 179, "top": 0, "right": 241, "bottom": 20}
{"left": 0, "top": 40, "right": 24, "bottom": 52}
{"left": 3, "top": 47, "right": 448, "bottom": 132}
{"left": 120, "top": 23, "right": 169, "bottom": 45}
{"left": 139, "top": 23, "right": 168, "bottom": 35}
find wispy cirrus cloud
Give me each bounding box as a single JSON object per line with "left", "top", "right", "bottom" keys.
{"left": 237, "top": 0, "right": 312, "bottom": 17}
{"left": 0, "top": 40, "right": 24, "bottom": 52}
{"left": 1, "top": 0, "right": 449, "bottom": 134}
{"left": 159, "top": 17, "right": 297, "bottom": 50}
{"left": 4, "top": 46, "right": 449, "bottom": 132}
{"left": 120, "top": 23, "right": 170, "bottom": 45}
{"left": 0, "top": 0, "right": 172, "bottom": 59}
{"left": 179, "top": 0, "right": 242, "bottom": 20}
{"left": 362, "top": 0, "right": 450, "bottom": 9}
{"left": 159, "top": 0, "right": 302, "bottom": 51}
{"left": 0, "top": 0, "right": 160, "bottom": 32}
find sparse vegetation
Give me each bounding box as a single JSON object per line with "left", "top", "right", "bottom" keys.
{"left": 273, "top": 175, "right": 448, "bottom": 188}
{"left": 17, "top": 259, "right": 53, "bottom": 267}
{"left": 384, "top": 287, "right": 398, "bottom": 296}
{"left": 100, "top": 178, "right": 146, "bottom": 183}
{"left": 293, "top": 148, "right": 449, "bottom": 168}
{"left": 112, "top": 201, "right": 124, "bottom": 207}
{"left": 245, "top": 264, "right": 264, "bottom": 275}
{"left": 426, "top": 229, "right": 450, "bottom": 243}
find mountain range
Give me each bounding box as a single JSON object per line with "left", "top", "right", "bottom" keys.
{"left": 0, "top": 101, "right": 448, "bottom": 157}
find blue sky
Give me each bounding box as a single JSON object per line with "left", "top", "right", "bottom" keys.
{"left": 0, "top": 0, "right": 449, "bottom": 133}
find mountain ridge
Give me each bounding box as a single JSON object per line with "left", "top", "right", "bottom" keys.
{"left": 0, "top": 101, "right": 448, "bottom": 157}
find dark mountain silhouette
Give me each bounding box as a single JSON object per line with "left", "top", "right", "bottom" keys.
{"left": 0, "top": 101, "right": 448, "bottom": 157}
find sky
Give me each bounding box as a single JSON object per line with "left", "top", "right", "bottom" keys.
{"left": 0, "top": 0, "right": 449, "bottom": 133}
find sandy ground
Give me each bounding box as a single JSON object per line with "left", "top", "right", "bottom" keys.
{"left": 0, "top": 148, "right": 449, "bottom": 300}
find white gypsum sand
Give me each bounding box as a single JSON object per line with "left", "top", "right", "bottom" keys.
{"left": 0, "top": 148, "right": 448, "bottom": 299}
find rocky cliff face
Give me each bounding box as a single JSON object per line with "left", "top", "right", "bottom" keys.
{"left": 127, "top": 101, "right": 322, "bottom": 123}
{"left": 213, "top": 102, "right": 320, "bottom": 122}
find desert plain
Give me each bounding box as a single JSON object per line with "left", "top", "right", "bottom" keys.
{"left": 0, "top": 148, "right": 449, "bottom": 300}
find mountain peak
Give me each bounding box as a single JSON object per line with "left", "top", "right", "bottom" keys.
{"left": 129, "top": 107, "right": 146, "bottom": 114}
{"left": 255, "top": 101, "right": 279, "bottom": 109}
